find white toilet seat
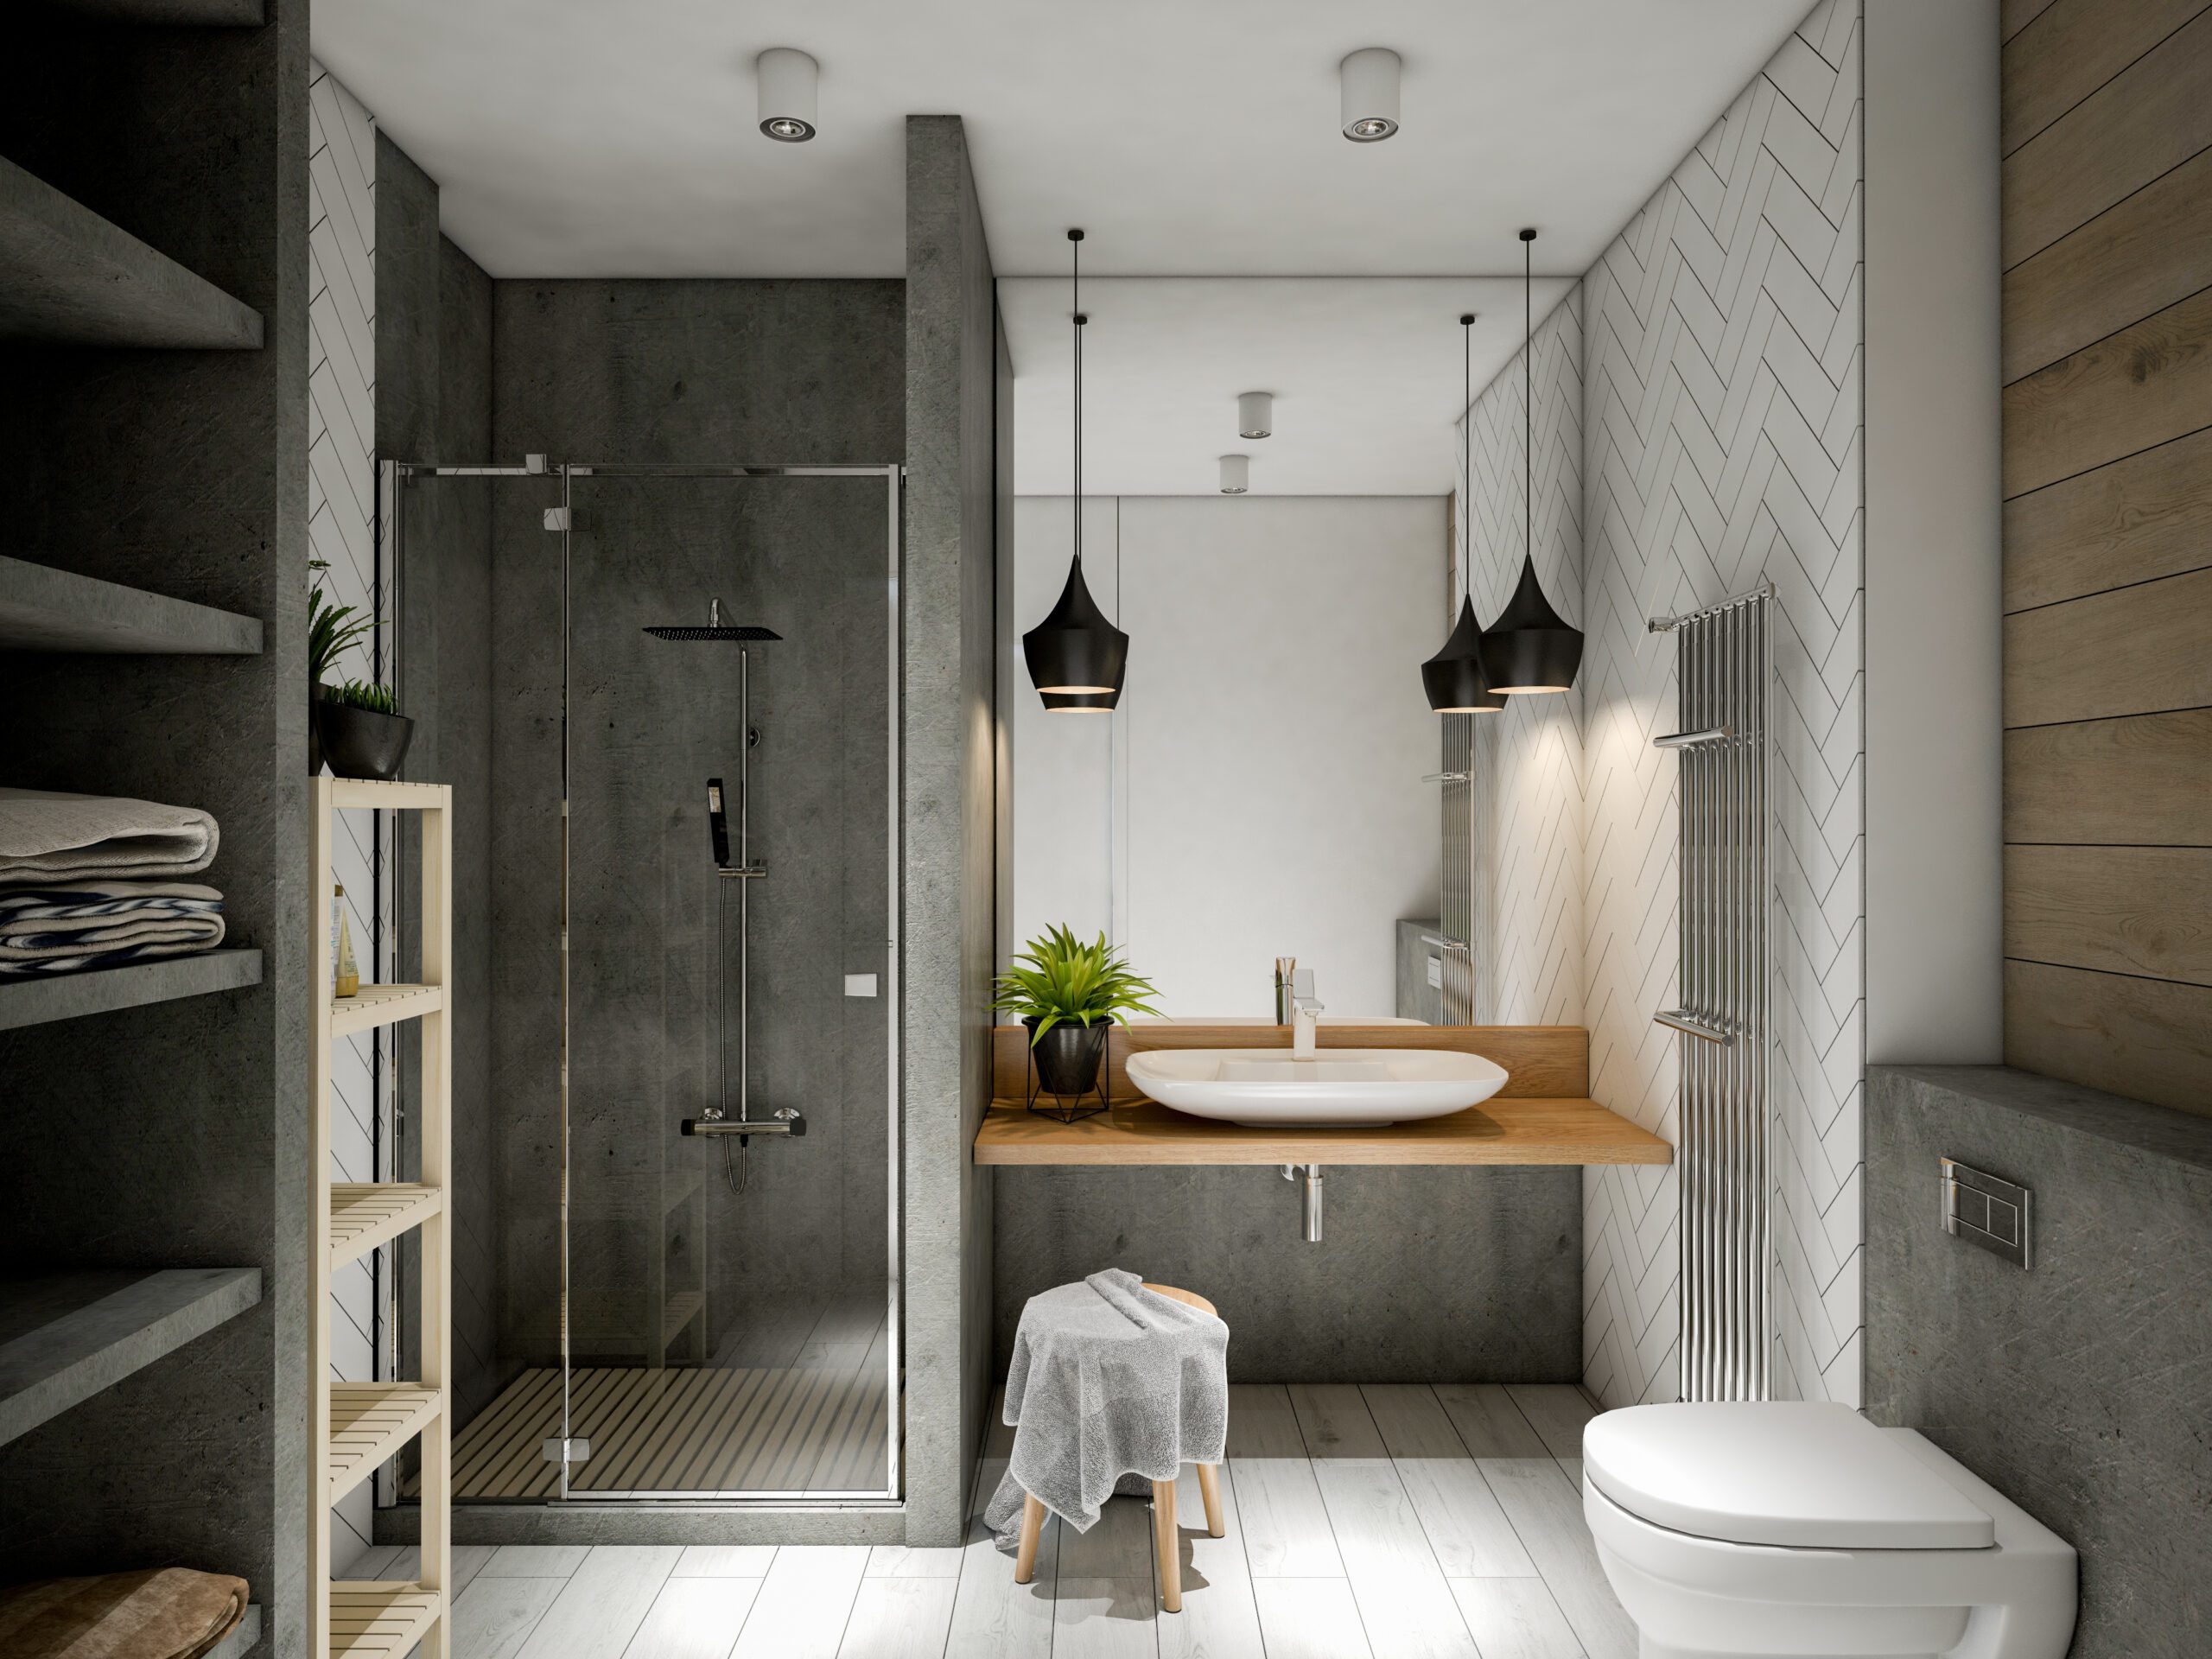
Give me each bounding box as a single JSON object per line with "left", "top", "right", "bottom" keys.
{"left": 1586, "top": 1401, "right": 1993, "bottom": 1549}
{"left": 1580, "top": 1405, "right": 2076, "bottom": 1659}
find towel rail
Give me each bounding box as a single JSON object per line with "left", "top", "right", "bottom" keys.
{"left": 1650, "top": 582, "right": 1772, "bottom": 1403}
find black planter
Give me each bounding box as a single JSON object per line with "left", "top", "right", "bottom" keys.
{"left": 309, "top": 682, "right": 328, "bottom": 775}
{"left": 319, "top": 702, "right": 415, "bottom": 781}
{"left": 1025, "top": 1017, "right": 1109, "bottom": 1122}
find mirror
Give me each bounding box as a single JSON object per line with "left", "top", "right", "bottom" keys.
{"left": 1004, "top": 276, "right": 1579, "bottom": 1023}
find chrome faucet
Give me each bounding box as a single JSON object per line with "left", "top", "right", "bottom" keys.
{"left": 1288, "top": 968, "right": 1325, "bottom": 1058}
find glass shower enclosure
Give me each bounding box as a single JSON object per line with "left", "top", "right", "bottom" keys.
{"left": 380, "top": 460, "right": 900, "bottom": 1503}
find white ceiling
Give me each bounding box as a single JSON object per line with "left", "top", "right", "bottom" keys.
{"left": 1002, "top": 277, "right": 1576, "bottom": 495}
{"left": 315, "top": 0, "right": 1808, "bottom": 493}
{"left": 314, "top": 0, "right": 1808, "bottom": 280}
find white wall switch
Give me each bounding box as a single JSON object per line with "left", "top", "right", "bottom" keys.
{"left": 844, "top": 974, "right": 878, "bottom": 998}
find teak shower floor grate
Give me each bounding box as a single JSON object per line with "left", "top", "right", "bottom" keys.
{"left": 426, "top": 1360, "right": 892, "bottom": 1499}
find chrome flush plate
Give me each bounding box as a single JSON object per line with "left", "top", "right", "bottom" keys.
{"left": 1941, "top": 1156, "right": 2031, "bottom": 1269}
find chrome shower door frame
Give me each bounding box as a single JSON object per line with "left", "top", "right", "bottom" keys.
{"left": 382, "top": 458, "right": 906, "bottom": 1508}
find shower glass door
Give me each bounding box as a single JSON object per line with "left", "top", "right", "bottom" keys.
{"left": 559, "top": 465, "right": 898, "bottom": 1499}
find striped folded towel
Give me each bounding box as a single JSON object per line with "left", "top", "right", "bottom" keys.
{"left": 0, "top": 880, "right": 226, "bottom": 976}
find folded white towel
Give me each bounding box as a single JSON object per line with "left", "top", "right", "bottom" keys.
{"left": 0, "top": 789, "right": 219, "bottom": 887}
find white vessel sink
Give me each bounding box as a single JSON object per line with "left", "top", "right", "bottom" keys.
{"left": 1126, "top": 1048, "right": 1510, "bottom": 1128}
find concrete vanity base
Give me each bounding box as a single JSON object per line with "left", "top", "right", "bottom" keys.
{"left": 994, "top": 1162, "right": 1580, "bottom": 1382}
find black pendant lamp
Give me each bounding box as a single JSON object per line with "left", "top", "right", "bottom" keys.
{"left": 1423, "top": 312, "right": 1504, "bottom": 715}
{"left": 1024, "top": 228, "right": 1128, "bottom": 712}
{"left": 1480, "top": 228, "right": 1583, "bottom": 694}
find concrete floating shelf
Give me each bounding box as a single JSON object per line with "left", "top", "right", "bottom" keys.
{"left": 0, "top": 1267, "right": 263, "bottom": 1447}
{"left": 207, "top": 1605, "right": 263, "bottom": 1659}
{"left": 0, "top": 948, "right": 263, "bottom": 1032}
{"left": 0, "top": 153, "right": 264, "bottom": 349}
{"left": 0, "top": 555, "right": 264, "bottom": 654}
{"left": 35, "top": 0, "right": 264, "bottom": 22}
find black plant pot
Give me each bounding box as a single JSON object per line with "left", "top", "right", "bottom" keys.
{"left": 320, "top": 702, "right": 415, "bottom": 781}
{"left": 1025, "top": 1017, "right": 1109, "bottom": 1122}
{"left": 309, "top": 682, "right": 329, "bottom": 775}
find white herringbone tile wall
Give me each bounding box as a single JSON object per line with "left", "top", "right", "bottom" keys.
{"left": 309, "top": 60, "right": 390, "bottom": 1564}
{"left": 1578, "top": 0, "right": 1863, "bottom": 1409}
{"left": 1454, "top": 290, "right": 1586, "bottom": 1029}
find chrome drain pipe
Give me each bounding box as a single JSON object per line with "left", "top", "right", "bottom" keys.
{"left": 1281, "top": 1164, "right": 1324, "bottom": 1242}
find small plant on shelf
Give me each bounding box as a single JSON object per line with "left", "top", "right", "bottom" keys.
{"left": 992, "top": 925, "right": 1162, "bottom": 1118}
{"left": 317, "top": 677, "right": 413, "bottom": 783}
{"left": 325, "top": 678, "right": 398, "bottom": 715}
{"left": 308, "top": 558, "right": 377, "bottom": 776}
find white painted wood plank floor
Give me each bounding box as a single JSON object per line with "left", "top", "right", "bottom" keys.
{"left": 344, "top": 1382, "right": 1630, "bottom": 1658}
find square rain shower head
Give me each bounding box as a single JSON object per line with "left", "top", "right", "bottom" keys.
{"left": 642, "top": 624, "right": 782, "bottom": 640}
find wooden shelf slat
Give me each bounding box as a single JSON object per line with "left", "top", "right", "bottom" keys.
{"left": 0, "top": 152, "right": 264, "bottom": 348}
{"left": 327, "top": 779, "right": 448, "bottom": 812}
{"left": 0, "top": 555, "right": 263, "bottom": 654}
{"left": 327, "top": 1382, "right": 439, "bottom": 1504}
{"left": 327, "top": 1583, "right": 440, "bottom": 1659}
{"left": 328, "top": 982, "right": 442, "bottom": 1038}
{"left": 974, "top": 1096, "right": 1672, "bottom": 1166}
{"left": 327, "top": 1185, "right": 442, "bottom": 1270}
{"left": 0, "top": 949, "right": 262, "bottom": 1033}
{"left": 0, "top": 1267, "right": 261, "bottom": 1446}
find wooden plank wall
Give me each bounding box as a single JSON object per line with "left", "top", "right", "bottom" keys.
{"left": 2001, "top": 0, "right": 2212, "bottom": 1115}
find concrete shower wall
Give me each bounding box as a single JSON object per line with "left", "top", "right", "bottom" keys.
{"left": 484, "top": 279, "right": 904, "bottom": 1390}
{"left": 560, "top": 472, "right": 893, "bottom": 1354}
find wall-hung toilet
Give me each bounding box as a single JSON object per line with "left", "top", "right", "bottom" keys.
{"left": 1583, "top": 1402, "right": 2076, "bottom": 1659}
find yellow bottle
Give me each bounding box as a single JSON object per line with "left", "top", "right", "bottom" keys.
{"left": 333, "top": 882, "right": 359, "bottom": 998}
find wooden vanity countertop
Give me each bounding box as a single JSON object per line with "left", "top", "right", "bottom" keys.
{"left": 973, "top": 1023, "right": 1673, "bottom": 1167}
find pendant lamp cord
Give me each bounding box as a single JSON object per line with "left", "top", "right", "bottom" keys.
{"left": 1071, "top": 232, "right": 1083, "bottom": 569}
{"left": 1460, "top": 315, "right": 1471, "bottom": 607}
{"left": 1523, "top": 229, "right": 1534, "bottom": 567}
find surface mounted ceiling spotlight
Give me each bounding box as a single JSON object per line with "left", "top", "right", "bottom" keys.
{"left": 1219, "top": 454, "right": 1250, "bottom": 494}
{"left": 1339, "top": 48, "right": 1402, "bottom": 141}
{"left": 1237, "top": 391, "right": 1274, "bottom": 440}
{"left": 756, "top": 48, "right": 818, "bottom": 142}
{"left": 1023, "top": 230, "right": 1128, "bottom": 712}
{"left": 1481, "top": 228, "right": 1585, "bottom": 694}
{"left": 1422, "top": 312, "right": 1504, "bottom": 715}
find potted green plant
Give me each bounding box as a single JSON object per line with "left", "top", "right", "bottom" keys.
{"left": 319, "top": 678, "right": 414, "bottom": 781}
{"left": 992, "top": 925, "right": 1164, "bottom": 1113}
{"left": 308, "top": 560, "right": 374, "bottom": 775}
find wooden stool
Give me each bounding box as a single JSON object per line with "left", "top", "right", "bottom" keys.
{"left": 1012, "top": 1282, "right": 1225, "bottom": 1613}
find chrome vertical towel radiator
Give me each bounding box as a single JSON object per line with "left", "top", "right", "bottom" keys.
{"left": 1649, "top": 582, "right": 1772, "bottom": 1402}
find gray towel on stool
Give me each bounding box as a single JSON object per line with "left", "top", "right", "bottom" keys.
{"left": 984, "top": 1268, "right": 1229, "bottom": 1550}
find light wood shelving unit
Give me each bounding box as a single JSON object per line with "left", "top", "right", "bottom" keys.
{"left": 311, "top": 778, "right": 451, "bottom": 1659}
